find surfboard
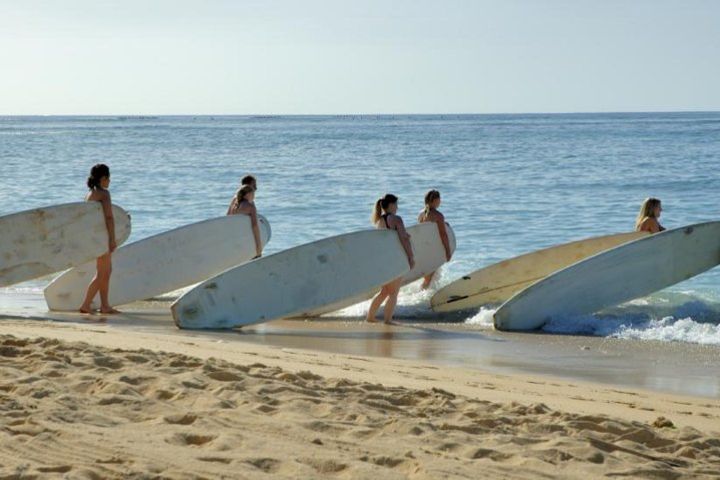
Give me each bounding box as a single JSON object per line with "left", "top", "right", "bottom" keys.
{"left": 171, "top": 229, "right": 412, "bottom": 329}
{"left": 44, "top": 215, "right": 271, "bottom": 311}
{"left": 494, "top": 221, "right": 720, "bottom": 331}
{"left": 0, "top": 202, "right": 131, "bottom": 287}
{"left": 300, "top": 222, "right": 456, "bottom": 317}
{"left": 431, "top": 231, "right": 648, "bottom": 313}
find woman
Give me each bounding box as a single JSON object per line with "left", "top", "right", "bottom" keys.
{"left": 635, "top": 197, "right": 665, "bottom": 233}
{"left": 227, "top": 174, "right": 257, "bottom": 213}
{"left": 366, "top": 194, "right": 415, "bottom": 324}
{"left": 79, "top": 164, "right": 119, "bottom": 314}
{"left": 417, "top": 189, "right": 452, "bottom": 289}
{"left": 227, "top": 184, "right": 263, "bottom": 258}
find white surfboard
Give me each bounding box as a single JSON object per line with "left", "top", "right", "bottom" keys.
{"left": 44, "top": 215, "right": 271, "bottom": 311}
{"left": 431, "top": 231, "right": 648, "bottom": 313}
{"left": 171, "top": 229, "right": 412, "bottom": 329}
{"left": 0, "top": 202, "right": 131, "bottom": 287}
{"left": 494, "top": 222, "right": 720, "bottom": 331}
{"left": 300, "top": 222, "right": 456, "bottom": 317}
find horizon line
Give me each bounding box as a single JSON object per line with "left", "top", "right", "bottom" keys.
{"left": 1, "top": 109, "right": 719, "bottom": 117}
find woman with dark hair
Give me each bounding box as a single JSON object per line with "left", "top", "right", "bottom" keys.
{"left": 418, "top": 189, "right": 452, "bottom": 289}
{"left": 79, "top": 163, "right": 119, "bottom": 314}
{"left": 366, "top": 194, "right": 415, "bottom": 324}
{"left": 227, "top": 184, "right": 263, "bottom": 258}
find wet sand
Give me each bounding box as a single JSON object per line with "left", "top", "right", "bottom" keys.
{"left": 2, "top": 293, "right": 719, "bottom": 399}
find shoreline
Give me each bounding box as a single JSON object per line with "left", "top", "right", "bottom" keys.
{"left": 1, "top": 292, "right": 719, "bottom": 400}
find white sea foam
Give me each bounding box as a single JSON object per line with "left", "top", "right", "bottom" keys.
{"left": 539, "top": 292, "right": 720, "bottom": 345}
{"left": 463, "top": 307, "right": 496, "bottom": 328}
{"left": 459, "top": 290, "right": 720, "bottom": 345}
{"left": 610, "top": 317, "right": 720, "bottom": 345}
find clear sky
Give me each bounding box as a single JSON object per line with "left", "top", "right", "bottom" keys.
{"left": 1, "top": 0, "right": 719, "bottom": 115}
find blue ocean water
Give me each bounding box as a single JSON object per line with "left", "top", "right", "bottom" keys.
{"left": 1, "top": 113, "right": 719, "bottom": 343}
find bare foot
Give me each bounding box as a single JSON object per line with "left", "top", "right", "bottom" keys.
{"left": 79, "top": 307, "right": 95, "bottom": 314}
{"left": 383, "top": 319, "right": 395, "bottom": 325}
{"left": 99, "top": 307, "right": 121, "bottom": 314}
{"left": 366, "top": 317, "right": 378, "bottom": 323}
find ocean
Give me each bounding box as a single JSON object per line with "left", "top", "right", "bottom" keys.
{"left": 1, "top": 113, "right": 719, "bottom": 345}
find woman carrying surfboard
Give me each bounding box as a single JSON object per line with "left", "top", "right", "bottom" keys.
{"left": 418, "top": 189, "right": 452, "bottom": 289}
{"left": 226, "top": 175, "right": 257, "bottom": 214}
{"left": 635, "top": 198, "right": 665, "bottom": 233}
{"left": 366, "top": 194, "right": 415, "bottom": 324}
{"left": 227, "top": 184, "right": 263, "bottom": 259}
{"left": 79, "top": 164, "right": 120, "bottom": 315}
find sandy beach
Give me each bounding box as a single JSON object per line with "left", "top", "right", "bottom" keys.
{"left": 1, "top": 311, "right": 719, "bottom": 479}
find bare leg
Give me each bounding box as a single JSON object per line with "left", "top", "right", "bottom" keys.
{"left": 79, "top": 256, "right": 104, "bottom": 313}
{"left": 97, "top": 253, "right": 119, "bottom": 314}
{"left": 383, "top": 278, "right": 403, "bottom": 324}
{"left": 421, "top": 271, "right": 436, "bottom": 290}
{"left": 366, "top": 285, "right": 391, "bottom": 323}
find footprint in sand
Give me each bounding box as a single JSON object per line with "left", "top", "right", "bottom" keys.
{"left": 163, "top": 413, "right": 197, "bottom": 425}
{"left": 359, "top": 455, "right": 404, "bottom": 468}
{"left": 206, "top": 370, "right": 243, "bottom": 382}
{"left": 300, "top": 457, "right": 347, "bottom": 473}
{"left": 244, "top": 457, "right": 281, "bottom": 473}
{"left": 92, "top": 355, "right": 124, "bottom": 370}
{"left": 166, "top": 432, "right": 216, "bottom": 447}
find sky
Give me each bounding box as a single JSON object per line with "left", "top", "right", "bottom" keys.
{"left": 1, "top": 0, "right": 719, "bottom": 115}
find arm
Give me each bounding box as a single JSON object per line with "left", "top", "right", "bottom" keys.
{"left": 435, "top": 215, "right": 452, "bottom": 261}
{"left": 249, "top": 205, "right": 262, "bottom": 258}
{"left": 99, "top": 191, "right": 117, "bottom": 252}
{"left": 392, "top": 216, "right": 415, "bottom": 269}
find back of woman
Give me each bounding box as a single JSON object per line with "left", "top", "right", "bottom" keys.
{"left": 366, "top": 194, "right": 415, "bottom": 324}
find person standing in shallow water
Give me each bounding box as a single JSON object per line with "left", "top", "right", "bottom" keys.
{"left": 417, "top": 189, "right": 452, "bottom": 289}
{"left": 635, "top": 197, "right": 665, "bottom": 233}
{"left": 366, "top": 194, "right": 415, "bottom": 324}
{"left": 227, "top": 174, "right": 257, "bottom": 214}
{"left": 227, "top": 184, "right": 263, "bottom": 259}
{"left": 79, "top": 164, "right": 119, "bottom": 314}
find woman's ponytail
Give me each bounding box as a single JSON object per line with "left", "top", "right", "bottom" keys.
{"left": 422, "top": 189, "right": 440, "bottom": 220}
{"left": 371, "top": 198, "right": 383, "bottom": 224}
{"left": 236, "top": 185, "right": 254, "bottom": 204}
{"left": 371, "top": 194, "right": 399, "bottom": 224}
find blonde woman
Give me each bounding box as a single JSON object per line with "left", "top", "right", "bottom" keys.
{"left": 635, "top": 197, "right": 665, "bottom": 233}
{"left": 366, "top": 194, "right": 415, "bottom": 324}
{"left": 417, "top": 189, "right": 452, "bottom": 289}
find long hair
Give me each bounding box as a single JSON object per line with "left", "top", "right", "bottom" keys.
{"left": 635, "top": 197, "right": 661, "bottom": 230}
{"left": 423, "top": 189, "right": 440, "bottom": 217}
{"left": 87, "top": 163, "right": 110, "bottom": 190}
{"left": 235, "top": 185, "right": 255, "bottom": 205}
{"left": 371, "top": 194, "right": 398, "bottom": 224}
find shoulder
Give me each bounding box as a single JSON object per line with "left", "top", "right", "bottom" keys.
{"left": 431, "top": 210, "right": 444, "bottom": 221}
{"left": 238, "top": 200, "right": 256, "bottom": 212}
{"left": 96, "top": 189, "right": 111, "bottom": 201}
{"left": 638, "top": 217, "right": 659, "bottom": 231}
